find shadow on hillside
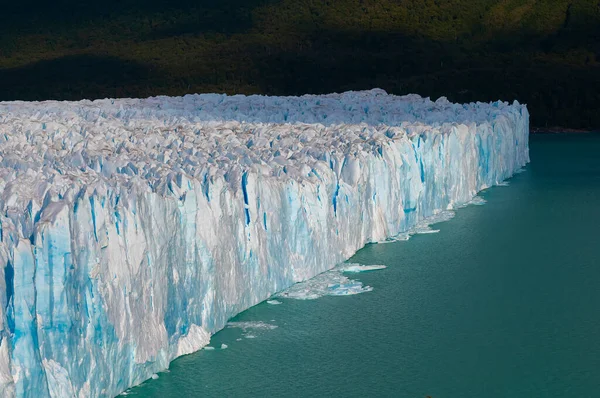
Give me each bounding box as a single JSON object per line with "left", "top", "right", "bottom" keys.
{"left": 0, "top": 55, "right": 153, "bottom": 101}
{"left": 145, "top": 0, "right": 281, "bottom": 39}
{"left": 0, "top": 0, "right": 281, "bottom": 36}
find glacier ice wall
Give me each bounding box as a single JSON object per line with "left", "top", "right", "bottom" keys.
{"left": 0, "top": 89, "right": 529, "bottom": 397}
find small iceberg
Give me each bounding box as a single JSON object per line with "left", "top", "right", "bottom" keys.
{"left": 411, "top": 226, "right": 440, "bottom": 234}
{"left": 379, "top": 232, "right": 410, "bottom": 244}
{"left": 226, "top": 321, "right": 278, "bottom": 331}
{"left": 339, "top": 264, "right": 387, "bottom": 273}
{"left": 467, "top": 195, "right": 487, "bottom": 206}
{"left": 410, "top": 210, "right": 456, "bottom": 234}
{"left": 226, "top": 321, "right": 278, "bottom": 340}
{"left": 277, "top": 273, "right": 369, "bottom": 300}
{"left": 379, "top": 210, "right": 456, "bottom": 243}
{"left": 277, "top": 263, "right": 385, "bottom": 300}
{"left": 266, "top": 299, "right": 282, "bottom": 305}
{"left": 455, "top": 195, "right": 487, "bottom": 208}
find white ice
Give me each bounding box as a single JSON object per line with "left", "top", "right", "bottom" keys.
{"left": 339, "top": 264, "right": 387, "bottom": 273}
{"left": 226, "top": 322, "right": 278, "bottom": 331}
{"left": 466, "top": 195, "right": 487, "bottom": 206}
{"left": 277, "top": 263, "right": 387, "bottom": 300}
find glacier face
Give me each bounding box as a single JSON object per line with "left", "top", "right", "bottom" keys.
{"left": 0, "top": 89, "right": 529, "bottom": 397}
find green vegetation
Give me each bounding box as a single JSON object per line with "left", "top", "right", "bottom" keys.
{"left": 0, "top": 0, "right": 598, "bottom": 128}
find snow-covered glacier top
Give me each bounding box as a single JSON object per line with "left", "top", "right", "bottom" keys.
{"left": 0, "top": 89, "right": 523, "bottom": 229}
{"left": 0, "top": 89, "right": 528, "bottom": 398}
{"left": 0, "top": 88, "right": 516, "bottom": 125}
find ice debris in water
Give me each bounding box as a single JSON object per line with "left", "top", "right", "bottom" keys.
{"left": 379, "top": 210, "right": 456, "bottom": 243}
{"left": 412, "top": 210, "right": 456, "bottom": 232}
{"left": 227, "top": 321, "right": 278, "bottom": 339}
{"left": 220, "top": 344, "right": 228, "bottom": 350}
{"left": 151, "top": 374, "right": 159, "bottom": 380}
{"left": 226, "top": 321, "right": 279, "bottom": 331}
{"left": 277, "top": 263, "right": 386, "bottom": 300}
{"left": 266, "top": 300, "right": 282, "bottom": 305}
{"left": 454, "top": 195, "right": 487, "bottom": 209}
{"left": 0, "top": 89, "right": 529, "bottom": 397}
{"left": 467, "top": 196, "right": 487, "bottom": 206}
{"left": 339, "top": 264, "right": 387, "bottom": 273}
{"left": 380, "top": 232, "right": 411, "bottom": 244}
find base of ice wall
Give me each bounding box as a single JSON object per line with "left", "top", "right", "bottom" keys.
{"left": 0, "top": 91, "right": 529, "bottom": 397}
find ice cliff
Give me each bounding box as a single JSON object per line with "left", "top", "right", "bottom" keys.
{"left": 0, "top": 89, "right": 529, "bottom": 397}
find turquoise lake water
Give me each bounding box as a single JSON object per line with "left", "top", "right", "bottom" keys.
{"left": 128, "top": 133, "right": 600, "bottom": 397}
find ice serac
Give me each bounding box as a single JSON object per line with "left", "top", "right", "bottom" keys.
{"left": 0, "top": 89, "right": 529, "bottom": 397}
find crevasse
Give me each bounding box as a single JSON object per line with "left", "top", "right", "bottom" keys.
{"left": 0, "top": 89, "right": 529, "bottom": 397}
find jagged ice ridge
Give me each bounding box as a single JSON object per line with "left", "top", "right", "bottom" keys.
{"left": 0, "top": 89, "right": 529, "bottom": 397}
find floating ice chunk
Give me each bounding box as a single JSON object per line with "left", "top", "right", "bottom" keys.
{"left": 468, "top": 196, "right": 487, "bottom": 206}
{"left": 378, "top": 210, "right": 456, "bottom": 241}
{"left": 411, "top": 226, "right": 441, "bottom": 234}
{"left": 422, "top": 210, "right": 456, "bottom": 225}
{"left": 266, "top": 300, "right": 282, "bottom": 305}
{"left": 220, "top": 344, "right": 228, "bottom": 350}
{"left": 339, "top": 264, "right": 387, "bottom": 273}
{"left": 151, "top": 374, "right": 159, "bottom": 380}
{"left": 223, "top": 322, "right": 279, "bottom": 341}
{"left": 203, "top": 347, "right": 215, "bottom": 351}
{"left": 277, "top": 263, "right": 386, "bottom": 300}
{"left": 455, "top": 195, "right": 487, "bottom": 208}
{"left": 379, "top": 232, "right": 411, "bottom": 243}
{"left": 496, "top": 181, "right": 510, "bottom": 186}
{"left": 392, "top": 232, "right": 411, "bottom": 241}
{"left": 405, "top": 210, "right": 455, "bottom": 235}
{"left": 226, "top": 321, "right": 278, "bottom": 331}
{"left": 278, "top": 274, "right": 368, "bottom": 300}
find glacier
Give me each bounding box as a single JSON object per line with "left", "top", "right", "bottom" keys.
{"left": 0, "top": 89, "right": 529, "bottom": 397}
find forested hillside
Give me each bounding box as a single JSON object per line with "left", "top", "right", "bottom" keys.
{"left": 0, "top": 0, "right": 598, "bottom": 128}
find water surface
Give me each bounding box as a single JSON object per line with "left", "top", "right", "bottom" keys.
{"left": 129, "top": 133, "right": 600, "bottom": 397}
